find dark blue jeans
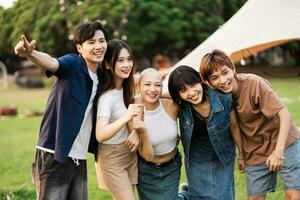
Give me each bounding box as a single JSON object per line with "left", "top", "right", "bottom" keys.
{"left": 187, "top": 140, "right": 235, "bottom": 200}
{"left": 32, "top": 149, "right": 87, "bottom": 200}
{"left": 137, "top": 150, "right": 186, "bottom": 200}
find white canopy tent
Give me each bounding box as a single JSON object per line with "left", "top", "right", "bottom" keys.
{"left": 171, "top": 0, "right": 300, "bottom": 71}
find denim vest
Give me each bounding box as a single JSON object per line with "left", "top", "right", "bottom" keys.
{"left": 179, "top": 88, "right": 236, "bottom": 169}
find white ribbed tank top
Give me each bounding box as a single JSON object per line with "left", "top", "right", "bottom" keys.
{"left": 144, "top": 100, "right": 178, "bottom": 155}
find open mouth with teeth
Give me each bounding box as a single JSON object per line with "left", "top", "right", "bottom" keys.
{"left": 147, "top": 93, "right": 159, "bottom": 100}
{"left": 189, "top": 93, "right": 200, "bottom": 102}
{"left": 121, "top": 68, "right": 131, "bottom": 75}
{"left": 93, "top": 51, "right": 104, "bottom": 57}
{"left": 191, "top": 95, "right": 198, "bottom": 101}
{"left": 220, "top": 82, "right": 231, "bottom": 91}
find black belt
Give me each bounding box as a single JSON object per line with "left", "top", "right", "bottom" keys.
{"left": 138, "top": 149, "right": 180, "bottom": 168}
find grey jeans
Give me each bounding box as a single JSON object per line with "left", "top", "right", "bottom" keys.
{"left": 32, "top": 149, "right": 87, "bottom": 200}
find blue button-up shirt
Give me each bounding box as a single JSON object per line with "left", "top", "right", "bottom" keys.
{"left": 38, "top": 54, "right": 104, "bottom": 163}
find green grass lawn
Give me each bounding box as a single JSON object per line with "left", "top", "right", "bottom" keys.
{"left": 0, "top": 76, "right": 299, "bottom": 199}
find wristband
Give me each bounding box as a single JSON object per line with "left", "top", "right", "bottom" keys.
{"left": 272, "top": 150, "right": 285, "bottom": 160}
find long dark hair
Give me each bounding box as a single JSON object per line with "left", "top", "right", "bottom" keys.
{"left": 100, "top": 39, "right": 135, "bottom": 107}
{"left": 168, "top": 65, "right": 208, "bottom": 105}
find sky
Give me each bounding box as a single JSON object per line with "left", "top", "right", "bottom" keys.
{"left": 0, "top": 0, "right": 14, "bottom": 9}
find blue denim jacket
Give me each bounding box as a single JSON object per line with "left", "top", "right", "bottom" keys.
{"left": 179, "top": 88, "right": 236, "bottom": 169}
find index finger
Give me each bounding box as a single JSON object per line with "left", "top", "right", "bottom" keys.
{"left": 125, "top": 139, "right": 129, "bottom": 145}
{"left": 130, "top": 146, "right": 137, "bottom": 152}
{"left": 127, "top": 142, "right": 134, "bottom": 150}
{"left": 21, "top": 35, "right": 28, "bottom": 43}
{"left": 21, "top": 35, "right": 30, "bottom": 47}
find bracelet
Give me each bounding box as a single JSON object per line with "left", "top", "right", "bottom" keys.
{"left": 237, "top": 156, "right": 245, "bottom": 160}
{"left": 272, "top": 150, "right": 285, "bottom": 160}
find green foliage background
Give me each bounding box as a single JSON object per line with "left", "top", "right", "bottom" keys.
{"left": 0, "top": 0, "right": 247, "bottom": 66}
{"left": 2, "top": 0, "right": 300, "bottom": 69}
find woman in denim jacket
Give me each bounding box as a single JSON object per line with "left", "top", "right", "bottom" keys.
{"left": 168, "top": 65, "right": 243, "bottom": 200}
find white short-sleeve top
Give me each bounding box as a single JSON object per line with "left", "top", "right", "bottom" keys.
{"left": 97, "top": 89, "right": 129, "bottom": 144}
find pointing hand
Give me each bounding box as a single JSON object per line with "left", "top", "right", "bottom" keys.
{"left": 14, "top": 35, "right": 36, "bottom": 57}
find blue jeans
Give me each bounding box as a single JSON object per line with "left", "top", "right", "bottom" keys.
{"left": 32, "top": 149, "right": 87, "bottom": 200}
{"left": 137, "top": 151, "right": 185, "bottom": 200}
{"left": 187, "top": 140, "right": 235, "bottom": 200}
{"left": 245, "top": 139, "right": 300, "bottom": 196}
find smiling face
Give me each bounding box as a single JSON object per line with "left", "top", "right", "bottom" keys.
{"left": 139, "top": 68, "right": 163, "bottom": 106}
{"left": 76, "top": 30, "right": 107, "bottom": 68}
{"left": 113, "top": 48, "right": 133, "bottom": 87}
{"left": 208, "top": 65, "right": 238, "bottom": 94}
{"left": 179, "top": 83, "right": 204, "bottom": 105}
{"left": 199, "top": 50, "right": 238, "bottom": 94}
{"left": 168, "top": 65, "right": 206, "bottom": 106}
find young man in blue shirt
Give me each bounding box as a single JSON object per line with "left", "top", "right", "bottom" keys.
{"left": 14, "top": 21, "right": 108, "bottom": 200}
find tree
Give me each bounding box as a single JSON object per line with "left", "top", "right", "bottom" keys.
{"left": 125, "top": 0, "right": 226, "bottom": 65}
{"left": 1, "top": 0, "right": 257, "bottom": 71}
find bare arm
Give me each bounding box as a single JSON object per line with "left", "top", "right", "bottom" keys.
{"left": 161, "top": 90, "right": 172, "bottom": 99}
{"left": 129, "top": 99, "right": 155, "bottom": 161}
{"left": 125, "top": 98, "right": 143, "bottom": 151}
{"left": 137, "top": 123, "right": 155, "bottom": 162}
{"left": 230, "top": 110, "right": 245, "bottom": 172}
{"left": 96, "top": 104, "right": 141, "bottom": 143}
{"left": 161, "top": 98, "right": 179, "bottom": 121}
{"left": 14, "top": 35, "right": 59, "bottom": 73}
{"left": 230, "top": 110, "right": 244, "bottom": 158}
{"left": 96, "top": 115, "right": 130, "bottom": 143}
{"left": 125, "top": 115, "right": 140, "bottom": 152}
{"left": 274, "top": 108, "right": 291, "bottom": 154}
{"left": 266, "top": 107, "right": 291, "bottom": 171}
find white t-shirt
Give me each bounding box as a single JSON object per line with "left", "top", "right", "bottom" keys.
{"left": 68, "top": 69, "right": 98, "bottom": 159}
{"left": 97, "top": 89, "right": 129, "bottom": 144}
